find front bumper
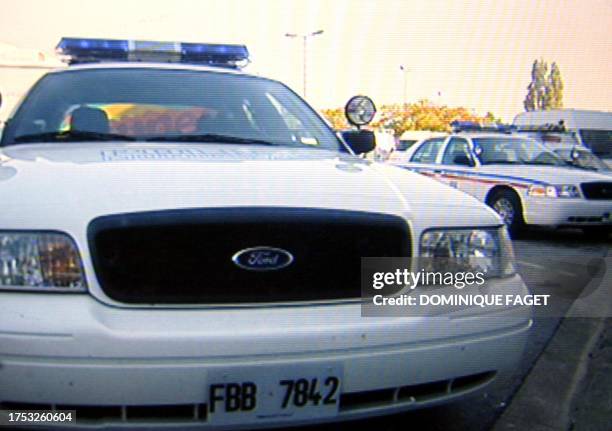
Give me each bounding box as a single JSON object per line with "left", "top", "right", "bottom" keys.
{"left": 523, "top": 196, "right": 612, "bottom": 227}
{"left": 0, "top": 275, "right": 531, "bottom": 429}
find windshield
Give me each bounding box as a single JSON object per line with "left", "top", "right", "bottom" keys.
{"left": 474, "top": 137, "right": 566, "bottom": 166}
{"left": 579, "top": 129, "right": 612, "bottom": 159}
{"left": 554, "top": 149, "right": 609, "bottom": 170}
{"left": 1, "top": 68, "right": 342, "bottom": 151}
{"left": 396, "top": 139, "right": 417, "bottom": 151}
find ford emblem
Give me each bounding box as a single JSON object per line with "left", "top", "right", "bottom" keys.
{"left": 232, "top": 247, "right": 294, "bottom": 271}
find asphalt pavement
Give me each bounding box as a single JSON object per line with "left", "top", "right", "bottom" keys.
{"left": 492, "top": 228, "right": 611, "bottom": 431}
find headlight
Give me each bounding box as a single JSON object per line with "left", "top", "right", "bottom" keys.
{"left": 0, "top": 232, "right": 86, "bottom": 291}
{"left": 528, "top": 184, "right": 580, "bottom": 198}
{"left": 419, "top": 227, "right": 516, "bottom": 278}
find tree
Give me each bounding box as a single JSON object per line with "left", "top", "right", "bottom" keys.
{"left": 523, "top": 60, "right": 539, "bottom": 111}
{"left": 547, "top": 62, "right": 564, "bottom": 109}
{"left": 524, "top": 59, "right": 564, "bottom": 111}
{"left": 535, "top": 59, "right": 548, "bottom": 109}
{"left": 321, "top": 101, "right": 501, "bottom": 137}
{"left": 319, "top": 107, "right": 348, "bottom": 130}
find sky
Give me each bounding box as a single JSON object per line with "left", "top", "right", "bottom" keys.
{"left": 0, "top": 0, "right": 611, "bottom": 121}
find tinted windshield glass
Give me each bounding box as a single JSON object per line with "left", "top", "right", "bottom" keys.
{"left": 554, "top": 149, "right": 609, "bottom": 170}
{"left": 474, "top": 137, "right": 566, "bottom": 166}
{"left": 579, "top": 129, "right": 612, "bottom": 158}
{"left": 1, "top": 68, "right": 341, "bottom": 150}
{"left": 396, "top": 139, "right": 417, "bottom": 151}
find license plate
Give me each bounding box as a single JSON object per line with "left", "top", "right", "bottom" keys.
{"left": 206, "top": 363, "right": 343, "bottom": 425}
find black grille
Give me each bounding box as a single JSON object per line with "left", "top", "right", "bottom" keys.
{"left": 581, "top": 182, "right": 612, "bottom": 200}
{"left": 88, "top": 208, "right": 411, "bottom": 304}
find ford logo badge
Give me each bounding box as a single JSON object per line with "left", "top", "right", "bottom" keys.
{"left": 232, "top": 247, "right": 294, "bottom": 271}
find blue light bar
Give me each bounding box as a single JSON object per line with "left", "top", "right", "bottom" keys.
{"left": 56, "top": 38, "right": 249, "bottom": 68}
{"left": 451, "top": 121, "right": 516, "bottom": 134}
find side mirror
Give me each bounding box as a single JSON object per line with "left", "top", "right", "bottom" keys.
{"left": 453, "top": 154, "right": 475, "bottom": 166}
{"left": 341, "top": 130, "right": 376, "bottom": 155}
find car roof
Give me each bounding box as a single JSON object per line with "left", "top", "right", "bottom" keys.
{"left": 400, "top": 130, "right": 445, "bottom": 140}
{"left": 450, "top": 133, "right": 529, "bottom": 140}
{"left": 513, "top": 109, "right": 612, "bottom": 129}
{"left": 46, "top": 61, "right": 252, "bottom": 77}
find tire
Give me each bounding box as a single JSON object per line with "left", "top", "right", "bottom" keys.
{"left": 488, "top": 189, "right": 525, "bottom": 238}
{"left": 582, "top": 226, "right": 612, "bottom": 241}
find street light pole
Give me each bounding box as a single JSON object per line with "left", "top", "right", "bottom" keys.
{"left": 399, "top": 65, "right": 411, "bottom": 107}
{"left": 285, "top": 30, "right": 324, "bottom": 99}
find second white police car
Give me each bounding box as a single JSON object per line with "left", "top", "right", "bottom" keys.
{"left": 391, "top": 122, "right": 612, "bottom": 238}
{"left": 0, "top": 38, "right": 531, "bottom": 429}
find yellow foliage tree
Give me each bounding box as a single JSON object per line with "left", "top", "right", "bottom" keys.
{"left": 321, "top": 100, "right": 500, "bottom": 137}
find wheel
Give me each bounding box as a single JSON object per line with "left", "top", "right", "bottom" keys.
{"left": 582, "top": 226, "right": 612, "bottom": 240}
{"left": 488, "top": 190, "right": 525, "bottom": 238}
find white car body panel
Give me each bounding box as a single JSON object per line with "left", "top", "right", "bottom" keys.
{"left": 0, "top": 142, "right": 531, "bottom": 428}
{"left": 513, "top": 109, "right": 612, "bottom": 131}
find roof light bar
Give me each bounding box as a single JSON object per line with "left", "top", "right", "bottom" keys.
{"left": 451, "top": 121, "right": 516, "bottom": 134}
{"left": 514, "top": 122, "right": 567, "bottom": 133}
{"left": 56, "top": 38, "right": 250, "bottom": 68}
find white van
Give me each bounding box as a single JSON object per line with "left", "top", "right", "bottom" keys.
{"left": 513, "top": 110, "right": 612, "bottom": 167}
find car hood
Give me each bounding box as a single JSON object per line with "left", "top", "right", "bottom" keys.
{"left": 478, "top": 164, "right": 612, "bottom": 184}
{"left": 0, "top": 143, "right": 501, "bottom": 232}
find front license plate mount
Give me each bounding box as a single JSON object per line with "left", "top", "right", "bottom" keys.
{"left": 206, "top": 362, "right": 343, "bottom": 426}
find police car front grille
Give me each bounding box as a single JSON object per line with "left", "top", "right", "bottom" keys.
{"left": 580, "top": 182, "right": 612, "bottom": 200}
{"left": 88, "top": 207, "right": 411, "bottom": 305}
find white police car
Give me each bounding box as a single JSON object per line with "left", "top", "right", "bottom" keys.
{"left": 391, "top": 122, "right": 612, "bottom": 238}
{"left": 0, "top": 39, "right": 531, "bottom": 429}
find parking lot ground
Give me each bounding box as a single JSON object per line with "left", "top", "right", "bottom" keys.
{"left": 568, "top": 318, "right": 612, "bottom": 431}
{"left": 492, "top": 316, "right": 611, "bottom": 431}
{"left": 494, "top": 227, "right": 611, "bottom": 430}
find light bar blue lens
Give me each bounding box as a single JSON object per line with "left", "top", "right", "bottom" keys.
{"left": 58, "top": 38, "right": 129, "bottom": 53}
{"left": 181, "top": 43, "right": 248, "bottom": 60}
{"left": 450, "top": 120, "right": 516, "bottom": 133}
{"left": 57, "top": 38, "right": 249, "bottom": 67}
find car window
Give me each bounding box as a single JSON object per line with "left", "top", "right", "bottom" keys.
{"left": 410, "top": 137, "right": 446, "bottom": 163}
{"left": 579, "top": 129, "right": 612, "bottom": 158}
{"left": 2, "top": 68, "right": 341, "bottom": 150}
{"left": 396, "top": 139, "right": 417, "bottom": 151}
{"left": 554, "top": 149, "right": 609, "bottom": 170}
{"left": 474, "top": 137, "right": 566, "bottom": 166}
{"left": 442, "top": 137, "right": 472, "bottom": 165}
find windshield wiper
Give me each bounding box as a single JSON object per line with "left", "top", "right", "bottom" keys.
{"left": 522, "top": 161, "right": 564, "bottom": 166}
{"left": 483, "top": 160, "right": 519, "bottom": 165}
{"left": 564, "top": 160, "right": 595, "bottom": 171}
{"left": 14, "top": 130, "right": 136, "bottom": 143}
{"left": 144, "top": 133, "right": 277, "bottom": 146}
